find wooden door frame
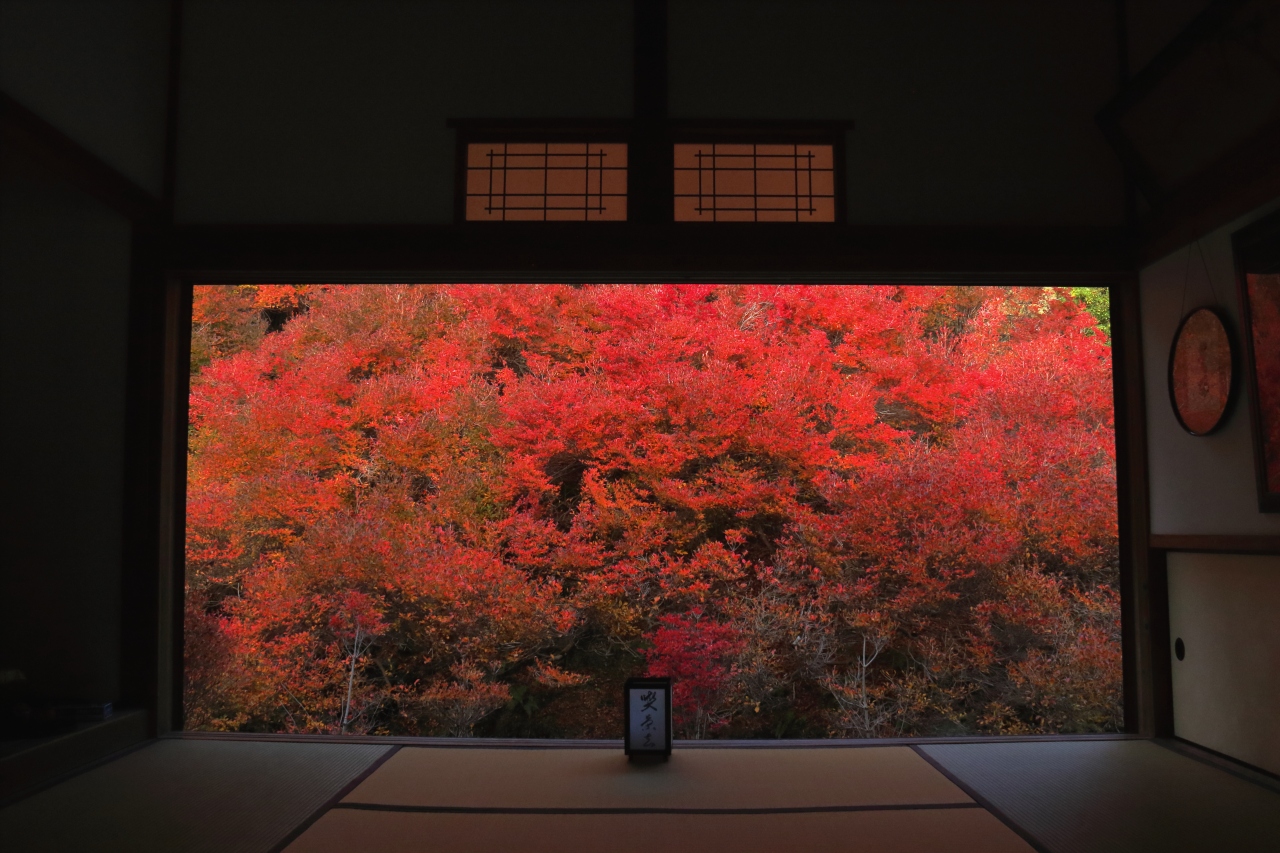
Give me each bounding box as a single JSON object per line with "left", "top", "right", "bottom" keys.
{"left": 154, "top": 256, "right": 1155, "bottom": 737}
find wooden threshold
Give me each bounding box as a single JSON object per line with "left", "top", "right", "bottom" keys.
{"left": 0, "top": 710, "right": 150, "bottom": 805}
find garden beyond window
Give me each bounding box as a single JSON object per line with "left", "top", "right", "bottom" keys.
{"left": 185, "top": 284, "right": 1121, "bottom": 739}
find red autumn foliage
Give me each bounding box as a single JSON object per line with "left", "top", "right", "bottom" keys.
{"left": 185, "top": 284, "right": 1120, "bottom": 738}
{"left": 644, "top": 610, "right": 745, "bottom": 738}
{"left": 1246, "top": 273, "right": 1280, "bottom": 489}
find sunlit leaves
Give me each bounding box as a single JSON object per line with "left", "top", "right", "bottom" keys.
{"left": 185, "top": 283, "right": 1119, "bottom": 737}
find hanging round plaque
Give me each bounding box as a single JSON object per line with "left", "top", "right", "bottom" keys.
{"left": 1168, "top": 307, "right": 1236, "bottom": 436}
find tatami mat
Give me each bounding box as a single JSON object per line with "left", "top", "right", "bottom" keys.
{"left": 10, "top": 737, "right": 1275, "bottom": 852}
{"left": 285, "top": 807, "right": 1036, "bottom": 853}
{"left": 920, "top": 740, "right": 1280, "bottom": 853}
{"left": 343, "top": 746, "right": 972, "bottom": 810}
{"left": 0, "top": 738, "right": 390, "bottom": 853}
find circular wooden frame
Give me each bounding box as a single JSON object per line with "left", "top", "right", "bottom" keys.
{"left": 1168, "top": 306, "right": 1237, "bottom": 436}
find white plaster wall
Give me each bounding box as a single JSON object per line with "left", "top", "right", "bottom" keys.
{"left": 1141, "top": 199, "right": 1280, "bottom": 535}
{"left": 1168, "top": 552, "right": 1280, "bottom": 775}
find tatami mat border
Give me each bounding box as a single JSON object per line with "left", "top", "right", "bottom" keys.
{"left": 331, "top": 801, "right": 984, "bottom": 815}
{"left": 267, "top": 746, "right": 402, "bottom": 853}
{"left": 910, "top": 745, "right": 1052, "bottom": 853}
{"left": 286, "top": 807, "right": 1046, "bottom": 853}
{"left": 175, "top": 731, "right": 1141, "bottom": 749}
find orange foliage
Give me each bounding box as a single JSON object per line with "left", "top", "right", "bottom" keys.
{"left": 185, "top": 284, "right": 1120, "bottom": 737}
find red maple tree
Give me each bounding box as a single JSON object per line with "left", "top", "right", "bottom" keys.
{"left": 185, "top": 284, "right": 1120, "bottom": 738}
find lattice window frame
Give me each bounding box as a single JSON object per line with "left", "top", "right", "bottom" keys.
{"left": 668, "top": 123, "right": 848, "bottom": 226}
{"left": 451, "top": 120, "right": 632, "bottom": 224}
{"left": 450, "top": 120, "right": 849, "bottom": 225}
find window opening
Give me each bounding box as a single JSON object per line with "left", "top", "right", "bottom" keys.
{"left": 464, "top": 142, "right": 627, "bottom": 221}
{"left": 184, "top": 283, "right": 1120, "bottom": 739}
{"left": 673, "top": 143, "right": 836, "bottom": 222}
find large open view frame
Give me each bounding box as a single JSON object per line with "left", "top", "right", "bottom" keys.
{"left": 139, "top": 256, "right": 1162, "bottom": 746}
{"left": 5, "top": 0, "right": 1274, "bottom": 759}
{"left": 7, "top": 0, "right": 1280, "bottom": 821}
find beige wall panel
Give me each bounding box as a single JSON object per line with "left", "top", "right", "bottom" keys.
{"left": 1168, "top": 552, "right": 1280, "bottom": 775}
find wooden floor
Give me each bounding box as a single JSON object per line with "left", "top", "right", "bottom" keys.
{"left": 1, "top": 737, "right": 1277, "bottom": 852}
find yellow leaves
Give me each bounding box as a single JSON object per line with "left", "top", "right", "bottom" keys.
{"left": 530, "top": 660, "right": 590, "bottom": 689}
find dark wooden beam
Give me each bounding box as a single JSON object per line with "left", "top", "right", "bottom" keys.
{"left": 0, "top": 91, "right": 163, "bottom": 225}
{"left": 157, "top": 277, "right": 193, "bottom": 733}
{"left": 1147, "top": 551, "right": 1174, "bottom": 738}
{"left": 165, "top": 224, "right": 1133, "bottom": 278}
{"left": 1111, "top": 276, "right": 1160, "bottom": 735}
{"left": 119, "top": 0, "right": 183, "bottom": 734}
{"left": 119, "top": 227, "right": 168, "bottom": 735}
{"left": 633, "top": 0, "right": 667, "bottom": 122}
{"left": 1113, "top": 0, "right": 1139, "bottom": 229}
{"left": 1149, "top": 534, "right": 1280, "bottom": 555}
{"left": 630, "top": 0, "right": 669, "bottom": 224}
{"left": 162, "top": 0, "right": 184, "bottom": 216}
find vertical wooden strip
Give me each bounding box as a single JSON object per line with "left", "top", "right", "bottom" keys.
{"left": 156, "top": 277, "right": 193, "bottom": 732}
{"left": 1111, "top": 276, "right": 1158, "bottom": 735}
{"left": 631, "top": 0, "right": 668, "bottom": 223}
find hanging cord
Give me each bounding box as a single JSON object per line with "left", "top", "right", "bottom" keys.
{"left": 1178, "top": 240, "right": 1194, "bottom": 322}
{"left": 1178, "top": 239, "right": 1221, "bottom": 323}
{"left": 1195, "top": 239, "right": 1222, "bottom": 306}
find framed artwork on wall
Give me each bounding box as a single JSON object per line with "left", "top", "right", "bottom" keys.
{"left": 1233, "top": 210, "right": 1280, "bottom": 512}
{"left": 1169, "top": 307, "right": 1236, "bottom": 437}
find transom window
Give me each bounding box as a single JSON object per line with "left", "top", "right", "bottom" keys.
{"left": 673, "top": 143, "right": 836, "bottom": 222}
{"left": 464, "top": 142, "right": 628, "bottom": 221}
